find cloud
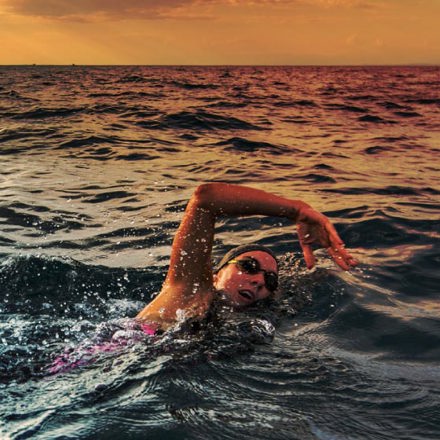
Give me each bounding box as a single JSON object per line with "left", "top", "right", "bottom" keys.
{"left": 0, "top": 0, "right": 393, "bottom": 22}
{"left": 0, "top": 0, "right": 213, "bottom": 21}
{"left": 301, "top": 0, "right": 380, "bottom": 8}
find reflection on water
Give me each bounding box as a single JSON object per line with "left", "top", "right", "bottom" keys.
{"left": 0, "top": 66, "right": 439, "bottom": 439}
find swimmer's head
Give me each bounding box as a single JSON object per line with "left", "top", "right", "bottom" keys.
{"left": 213, "top": 244, "right": 278, "bottom": 307}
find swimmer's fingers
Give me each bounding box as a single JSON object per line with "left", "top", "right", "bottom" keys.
{"left": 326, "top": 227, "right": 358, "bottom": 270}
{"left": 327, "top": 246, "right": 350, "bottom": 270}
{"left": 300, "top": 241, "right": 316, "bottom": 269}
{"left": 307, "top": 216, "right": 358, "bottom": 270}
{"left": 297, "top": 209, "right": 357, "bottom": 270}
{"left": 297, "top": 222, "right": 317, "bottom": 268}
{"left": 335, "top": 236, "right": 358, "bottom": 267}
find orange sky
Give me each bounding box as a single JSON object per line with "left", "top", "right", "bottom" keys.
{"left": 0, "top": 0, "right": 439, "bottom": 65}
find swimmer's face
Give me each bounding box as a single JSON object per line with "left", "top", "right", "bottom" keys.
{"left": 213, "top": 251, "right": 278, "bottom": 307}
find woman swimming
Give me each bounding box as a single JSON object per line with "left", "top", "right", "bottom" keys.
{"left": 49, "top": 182, "right": 357, "bottom": 373}
{"left": 136, "top": 183, "right": 357, "bottom": 332}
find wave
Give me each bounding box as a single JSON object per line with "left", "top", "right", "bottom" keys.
{"left": 81, "top": 190, "right": 136, "bottom": 204}
{"left": 88, "top": 91, "right": 164, "bottom": 99}
{"left": 57, "top": 135, "right": 117, "bottom": 149}
{"left": 321, "top": 299, "right": 440, "bottom": 361}
{"left": 406, "top": 98, "right": 440, "bottom": 106}
{"left": 0, "top": 127, "right": 58, "bottom": 154}
{"left": 117, "top": 75, "right": 147, "bottom": 83}
{"left": 0, "top": 89, "right": 39, "bottom": 102}
{"left": 274, "top": 99, "right": 319, "bottom": 108}
{"left": 171, "top": 80, "right": 219, "bottom": 90}
{"left": 136, "top": 110, "right": 266, "bottom": 131}
{"left": 119, "top": 108, "right": 160, "bottom": 118}
{"left": 300, "top": 173, "right": 337, "bottom": 183}
{"left": 205, "top": 100, "right": 249, "bottom": 109}
{"left": 0, "top": 255, "right": 157, "bottom": 314}
{"left": 393, "top": 111, "right": 422, "bottom": 118}
{"left": 0, "top": 204, "right": 85, "bottom": 234}
{"left": 10, "top": 106, "right": 86, "bottom": 120}
{"left": 322, "top": 185, "right": 439, "bottom": 196}
{"left": 115, "top": 152, "right": 161, "bottom": 161}
{"left": 378, "top": 101, "right": 406, "bottom": 109}
{"left": 347, "top": 94, "right": 377, "bottom": 102}
{"left": 371, "top": 135, "right": 411, "bottom": 143}
{"left": 213, "top": 137, "right": 292, "bottom": 155}
{"left": 358, "top": 114, "right": 396, "bottom": 123}
{"left": 325, "top": 103, "right": 368, "bottom": 113}
{"left": 364, "top": 146, "right": 391, "bottom": 154}
{"left": 282, "top": 116, "right": 311, "bottom": 124}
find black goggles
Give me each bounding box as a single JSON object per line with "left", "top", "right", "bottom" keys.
{"left": 228, "top": 257, "right": 278, "bottom": 292}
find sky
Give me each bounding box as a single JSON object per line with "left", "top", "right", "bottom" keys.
{"left": 0, "top": 0, "right": 439, "bottom": 65}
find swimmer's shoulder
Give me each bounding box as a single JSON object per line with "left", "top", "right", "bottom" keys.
{"left": 137, "top": 285, "right": 216, "bottom": 331}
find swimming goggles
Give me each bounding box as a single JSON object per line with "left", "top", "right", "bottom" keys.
{"left": 227, "top": 257, "right": 278, "bottom": 292}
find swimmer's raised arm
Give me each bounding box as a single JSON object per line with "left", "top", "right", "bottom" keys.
{"left": 176, "top": 183, "right": 356, "bottom": 270}
{"left": 137, "top": 183, "right": 357, "bottom": 328}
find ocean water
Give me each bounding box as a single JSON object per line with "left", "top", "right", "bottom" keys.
{"left": 0, "top": 65, "right": 439, "bottom": 439}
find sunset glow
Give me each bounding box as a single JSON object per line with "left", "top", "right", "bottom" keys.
{"left": 1, "top": 0, "right": 439, "bottom": 65}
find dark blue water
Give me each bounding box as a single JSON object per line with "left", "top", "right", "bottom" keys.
{"left": 0, "top": 66, "right": 439, "bottom": 439}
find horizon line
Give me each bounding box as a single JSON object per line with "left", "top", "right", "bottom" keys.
{"left": 0, "top": 63, "right": 439, "bottom": 67}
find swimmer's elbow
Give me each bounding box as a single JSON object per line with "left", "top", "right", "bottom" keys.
{"left": 192, "top": 183, "right": 221, "bottom": 209}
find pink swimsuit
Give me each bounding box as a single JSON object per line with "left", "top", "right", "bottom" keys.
{"left": 48, "top": 322, "right": 158, "bottom": 374}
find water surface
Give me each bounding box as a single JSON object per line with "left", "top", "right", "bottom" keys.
{"left": 0, "top": 66, "right": 439, "bottom": 439}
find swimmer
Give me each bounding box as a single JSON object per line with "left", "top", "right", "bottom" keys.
{"left": 49, "top": 183, "right": 358, "bottom": 374}
{"left": 137, "top": 183, "right": 357, "bottom": 332}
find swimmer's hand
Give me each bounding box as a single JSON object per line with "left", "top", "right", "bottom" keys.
{"left": 296, "top": 206, "right": 357, "bottom": 270}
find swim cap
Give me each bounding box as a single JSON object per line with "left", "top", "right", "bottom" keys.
{"left": 214, "top": 244, "right": 278, "bottom": 273}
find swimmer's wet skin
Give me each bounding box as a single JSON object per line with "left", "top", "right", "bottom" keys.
{"left": 136, "top": 183, "right": 357, "bottom": 332}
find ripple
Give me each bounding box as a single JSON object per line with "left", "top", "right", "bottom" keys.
{"left": 0, "top": 205, "right": 85, "bottom": 233}
{"left": 364, "top": 145, "right": 391, "bottom": 154}
{"left": 213, "top": 137, "right": 291, "bottom": 155}
{"left": 393, "top": 111, "right": 423, "bottom": 118}
{"left": 379, "top": 101, "right": 406, "bottom": 109}
{"left": 58, "top": 135, "right": 117, "bottom": 149}
{"left": 115, "top": 152, "right": 160, "bottom": 161}
{"left": 274, "top": 99, "right": 319, "bottom": 108}
{"left": 322, "top": 185, "right": 437, "bottom": 196}
{"left": 0, "top": 127, "right": 58, "bottom": 154}
{"left": 82, "top": 190, "right": 137, "bottom": 204}
{"left": 206, "top": 100, "right": 249, "bottom": 109}
{"left": 358, "top": 114, "right": 396, "bottom": 123}
{"left": 11, "top": 106, "right": 86, "bottom": 120}
{"left": 406, "top": 98, "right": 440, "bottom": 106}
{"left": 136, "top": 111, "right": 266, "bottom": 131}
{"left": 326, "top": 103, "right": 368, "bottom": 113}
{"left": 117, "top": 75, "right": 147, "bottom": 83}
{"left": 171, "top": 80, "right": 219, "bottom": 90}
{"left": 301, "top": 173, "right": 337, "bottom": 183}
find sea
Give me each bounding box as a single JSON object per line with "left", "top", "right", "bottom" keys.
{"left": 0, "top": 65, "right": 439, "bottom": 440}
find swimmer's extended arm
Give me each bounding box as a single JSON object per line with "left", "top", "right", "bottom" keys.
{"left": 137, "top": 183, "right": 356, "bottom": 326}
